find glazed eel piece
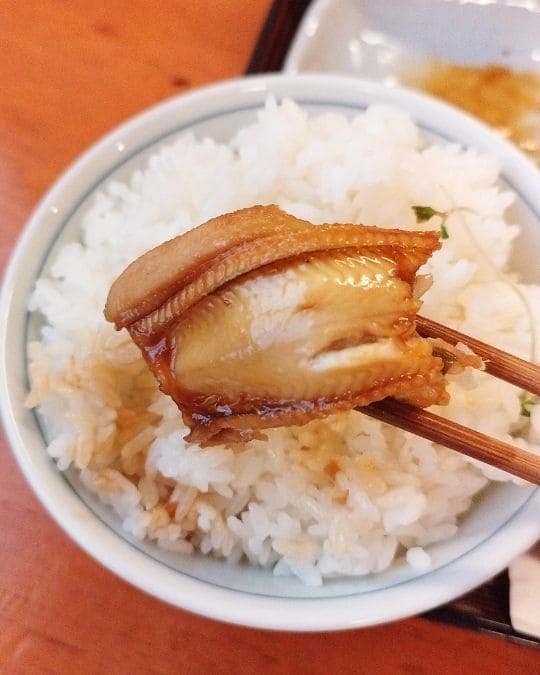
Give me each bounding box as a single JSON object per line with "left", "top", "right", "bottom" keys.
{"left": 105, "top": 205, "right": 479, "bottom": 446}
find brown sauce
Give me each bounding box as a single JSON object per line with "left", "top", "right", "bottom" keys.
{"left": 404, "top": 62, "right": 540, "bottom": 161}
{"left": 131, "top": 329, "right": 180, "bottom": 400}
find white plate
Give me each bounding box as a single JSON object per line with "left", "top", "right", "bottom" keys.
{"left": 1, "top": 73, "right": 540, "bottom": 630}
{"left": 285, "top": 0, "right": 540, "bottom": 78}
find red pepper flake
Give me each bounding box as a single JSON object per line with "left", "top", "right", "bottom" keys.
{"left": 324, "top": 459, "right": 341, "bottom": 478}
{"left": 335, "top": 491, "right": 348, "bottom": 505}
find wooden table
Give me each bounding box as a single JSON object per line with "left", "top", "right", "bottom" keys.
{"left": 0, "top": 2, "right": 537, "bottom": 672}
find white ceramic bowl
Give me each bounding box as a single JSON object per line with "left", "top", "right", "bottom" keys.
{"left": 1, "top": 74, "right": 539, "bottom": 631}
{"left": 285, "top": 0, "right": 540, "bottom": 77}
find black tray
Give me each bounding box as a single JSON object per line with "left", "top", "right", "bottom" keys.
{"left": 247, "top": 0, "right": 539, "bottom": 648}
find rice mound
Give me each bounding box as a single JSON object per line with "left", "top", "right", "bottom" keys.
{"left": 27, "top": 98, "right": 540, "bottom": 585}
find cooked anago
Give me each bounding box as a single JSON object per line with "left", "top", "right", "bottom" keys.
{"left": 105, "top": 205, "right": 477, "bottom": 445}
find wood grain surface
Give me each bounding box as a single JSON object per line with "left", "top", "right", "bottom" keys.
{"left": 0, "top": 2, "right": 538, "bottom": 672}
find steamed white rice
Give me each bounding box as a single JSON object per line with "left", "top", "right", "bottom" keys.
{"left": 26, "top": 98, "right": 540, "bottom": 585}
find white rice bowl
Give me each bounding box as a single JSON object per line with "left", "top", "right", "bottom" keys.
{"left": 24, "top": 92, "right": 540, "bottom": 588}
{"left": 4, "top": 75, "right": 540, "bottom": 631}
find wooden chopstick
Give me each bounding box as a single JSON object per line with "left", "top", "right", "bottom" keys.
{"left": 360, "top": 399, "right": 540, "bottom": 485}
{"left": 416, "top": 315, "right": 540, "bottom": 397}
{"left": 359, "top": 318, "right": 540, "bottom": 483}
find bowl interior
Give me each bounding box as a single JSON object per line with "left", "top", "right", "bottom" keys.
{"left": 287, "top": 0, "right": 540, "bottom": 76}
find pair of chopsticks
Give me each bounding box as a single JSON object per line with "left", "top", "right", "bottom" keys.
{"left": 360, "top": 316, "right": 540, "bottom": 485}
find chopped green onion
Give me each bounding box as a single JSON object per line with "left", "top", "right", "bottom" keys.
{"left": 519, "top": 392, "right": 539, "bottom": 417}
{"left": 412, "top": 205, "right": 440, "bottom": 223}
{"left": 411, "top": 205, "right": 450, "bottom": 239}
